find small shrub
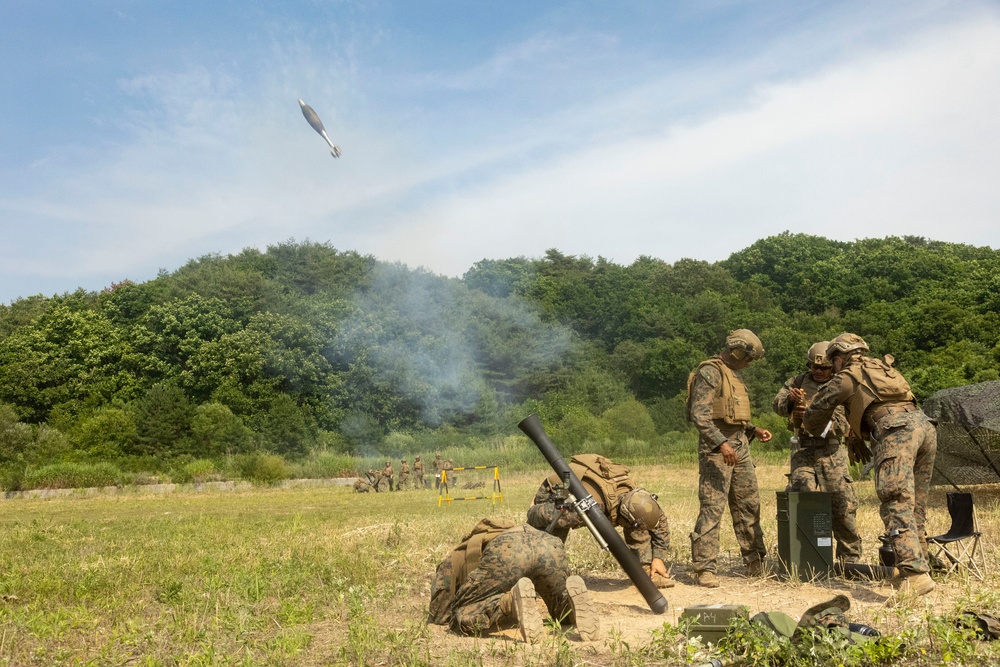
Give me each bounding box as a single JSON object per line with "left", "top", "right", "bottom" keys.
{"left": 236, "top": 453, "right": 289, "bottom": 485}
{"left": 24, "top": 462, "right": 123, "bottom": 490}
{"left": 172, "top": 459, "right": 218, "bottom": 484}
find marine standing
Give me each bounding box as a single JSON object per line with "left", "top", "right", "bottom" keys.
{"left": 434, "top": 453, "right": 445, "bottom": 489}
{"left": 773, "top": 341, "right": 862, "bottom": 563}
{"left": 398, "top": 458, "right": 411, "bottom": 490}
{"left": 687, "top": 329, "right": 772, "bottom": 588}
{"left": 803, "top": 333, "right": 937, "bottom": 596}
{"left": 383, "top": 460, "right": 395, "bottom": 492}
{"left": 413, "top": 455, "right": 425, "bottom": 488}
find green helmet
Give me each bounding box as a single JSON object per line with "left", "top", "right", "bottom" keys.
{"left": 828, "top": 333, "right": 869, "bottom": 357}
{"left": 726, "top": 329, "right": 765, "bottom": 361}
{"left": 807, "top": 341, "right": 832, "bottom": 367}
{"left": 619, "top": 489, "right": 662, "bottom": 530}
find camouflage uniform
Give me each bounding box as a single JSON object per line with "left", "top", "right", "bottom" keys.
{"left": 526, "top": 455, "right": 671, "bottom": 569}
{"left": 434, "top": 454, "right": 445, "bottom": 489}
{"left": 688, "top": 356, "right": 766, "bottom": 574}
{"left": 353, "top": 478, "right": 372, "bottom": 493}
{"left": 774, "top": 373, "right": 862, "bottom": 562}
{"left": 430, "top": 524, "right": 575, "bottom": 636}
{"left": 803, "top": 355, "right": 936, "bottom": 576}
{"left": 413, "top": 456, "right": 425, "bottom": 488}
{"left": 383, "top": 461, "right": 395, "bottom": 491}
{"left": 369, "top": 469, "right": 391, "bottom": 493}
{"left": 398, "top": 459, "right": 411, "bottom": 490}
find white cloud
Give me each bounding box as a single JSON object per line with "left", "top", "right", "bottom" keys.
{"left": 1, "top": 5, "right": 998, "bottom": 303}
{"left": 368, "top": 15, "right": 1000, "bottom": 271}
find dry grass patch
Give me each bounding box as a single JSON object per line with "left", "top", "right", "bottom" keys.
{"left": 1, "top": 462, "right": 998, "bottom": 666}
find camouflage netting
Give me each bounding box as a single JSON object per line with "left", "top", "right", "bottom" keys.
{"left": 923, "top": 380, "right": 1000, "bottom": 487}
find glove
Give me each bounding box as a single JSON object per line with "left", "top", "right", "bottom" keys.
{"left": 847, "top": 436, "right": 873, "bottom": 465}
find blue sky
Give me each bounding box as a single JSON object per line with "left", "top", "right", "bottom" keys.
{"left": 2, "top": 1, "right": 999, "bottom": 304}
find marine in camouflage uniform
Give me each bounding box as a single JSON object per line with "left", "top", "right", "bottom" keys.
{"left": 526, "top": 454, "right": 674, "bottom": 588}
{"left": 382, "top": 460, "right": 395, "bottom": 491}
{"left": 803, "top": 333, "right": 937, "bottom": 596}
{"left": 429, "top": 522, "right": 598, "bottom": 642}
{"left": 434, "top": 453, "right": 445, "bottom": 489}
{"left": 397, "top": 459, "right": 411, "bottom": 490}
{"left": 687, "top": 329, "right": 772, "bottom": 587}
{"left": 369, "top": 469, "right": 390, "bottom": 493}
{"left": 353, "top": 477, "right": 372, "bottom": 493}
{"left": 773, "top": 341, "right": 862, "bottom": 563}
{"left": 413, "top": 455, "right": 425, "bottom": 488}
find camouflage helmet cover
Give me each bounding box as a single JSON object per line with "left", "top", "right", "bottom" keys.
{"left": 726, "top": 329, "right": 765, "bottom": 361}
{"left": 827, "top": 333, "right": 869, "bottom": 356}
{"left": 619, "top": 489, "right": 662, "bottom": 530}
{"left": 807, "top": 341, "right": 832, "bottom": 367}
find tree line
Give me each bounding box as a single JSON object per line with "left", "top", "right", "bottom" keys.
{"left": 1, "top": 234, "right": 997, "bottom": 478}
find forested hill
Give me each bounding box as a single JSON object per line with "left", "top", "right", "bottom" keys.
{"left": 1, "top": 234, "right": 997, "bottom": 468}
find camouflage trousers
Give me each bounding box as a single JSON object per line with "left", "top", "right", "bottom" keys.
{"left": 397, "top": 472, "right": 410, "bottom": 489}
{"left": 451, "top": 525, "right": 573, "bottom": 635}
{"left": 691, "top": 441, "right": 766, "bottom": 573}
{"left": 788, "top": 438, "right": 862, "bottom": 563}
{"left": 871, "top": 410, "right": 937, "bottom": 576}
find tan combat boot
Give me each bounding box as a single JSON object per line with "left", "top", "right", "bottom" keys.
{"left": 507, "top": 577, "right": 545, "bottom": 642}
{"left": 643, "top": 564, "right": 676, "bottom": 589}
{"left": 697, "top": 571, "right": 720, "bottom": 588}
{"left": 565, "top": 575, "right": 601, "bottom": 641}
{"left": 893, "top": 572, "right": 935, "bottom": 596}
{"left": 746, "top": 559, "right": 766, "bottom": 577}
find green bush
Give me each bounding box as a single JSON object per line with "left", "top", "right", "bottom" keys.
{"left": 171, "top": 459, "right": 219, "bottom": 484}
{"left": 234, "top": 453, "right": 289, "bottom": 485}
{"left": 24, "top": 462, "right": 123, "bottom": 490}
{"left": 292, "top": 450, "right": 356, "bottom": 478}
{"left": 601, "top": 399, "right": 657, "bottom": 442}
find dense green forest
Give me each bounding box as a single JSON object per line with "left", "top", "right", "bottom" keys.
{"left": 1, "top": 234, "right": 998, "bottom": 487}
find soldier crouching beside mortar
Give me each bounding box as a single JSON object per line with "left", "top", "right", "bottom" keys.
{"left": 429, "top": 521, "right": 599, "bottom": 642}
{"left": 773, "top": 340, "right": 862, "bottom": 564}
{"left": 687, "top": 329, "right": 772, "bottom": 588}
{"left": 803, "top": 333, "right": 937, "bottom": 597}
{"left": 526, "top": 454, "right": 674, "bottom": 589}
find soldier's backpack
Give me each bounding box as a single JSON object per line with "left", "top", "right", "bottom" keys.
{"left": 428, "top": 517, "right": 517, "bottom": 625}
{"left": 568, "top": 454, "right": 633, "bottom": 509}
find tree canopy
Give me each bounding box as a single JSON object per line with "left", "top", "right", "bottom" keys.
{"left": 1, "top": 234, "right": 997, "bottom": 468}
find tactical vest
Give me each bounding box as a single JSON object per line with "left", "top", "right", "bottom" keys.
{"left": 542, "top": 454, "right": 634, "bottom": 517}
{"left": 840, "top": 357, "right": 915, "bottom": 436}
{"left": 428, "top": 517, "right": 517, "bottom": 624}
{"left": 686, "top": 358, "right": 752, "bottom": 426}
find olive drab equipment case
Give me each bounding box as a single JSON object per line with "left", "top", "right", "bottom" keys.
{"left": 777, "top": 491, "right": 834, "bottom": 581}
{"left": 681, "top": 604, "right": 749, "bottom": 644}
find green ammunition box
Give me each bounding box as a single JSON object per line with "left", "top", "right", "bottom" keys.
{"left": 777, "top": 491, "right": 834, "bottom": 581}
{"left": 681, "top": 604, "right": 749, "bottom": 644}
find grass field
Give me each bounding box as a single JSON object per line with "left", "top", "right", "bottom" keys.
{"left": 2, "top": 458, "right": 1000, "bottom": 666}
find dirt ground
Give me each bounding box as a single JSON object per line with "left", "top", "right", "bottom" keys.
{"left": 417, "top": 556, "right": 973, "bottom": 663}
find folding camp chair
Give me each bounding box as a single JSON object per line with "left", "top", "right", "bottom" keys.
{"left": 927, "top": 492, "right": 986, "bottom": 581}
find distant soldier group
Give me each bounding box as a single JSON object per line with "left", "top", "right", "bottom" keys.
{"left": 353, "top": 454, "right": 438, "bottom": 492}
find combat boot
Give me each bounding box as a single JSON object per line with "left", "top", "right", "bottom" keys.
{"left": 892, "top": 572, "right": 935, "bottom": 596}
{"left": 506, "top": 577, "right": 544, "bottom": 642}
{"left": 643, "top": 564, "right": 676, "bottom": 589}
{"left": 697, "top": 571, "right": 720, "bottom": 588}
{"left": 565, "top": 575, "right": 600, "bottom": 641}
{"left": 746, "top": 559, "right": 766, "bottom": 577}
